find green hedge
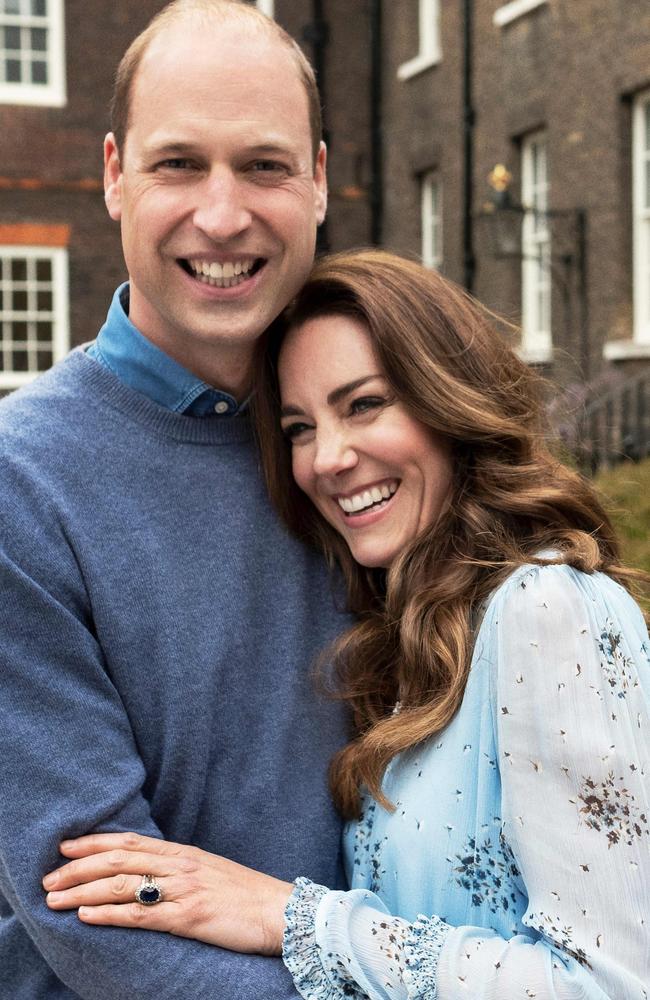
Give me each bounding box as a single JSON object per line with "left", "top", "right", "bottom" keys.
{"left": 593, "top": 457, "right": 650, "bottom": 578}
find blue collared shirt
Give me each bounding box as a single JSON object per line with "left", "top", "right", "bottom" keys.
{"left": 87, "top": 284, "right": 244, "bottom": 416}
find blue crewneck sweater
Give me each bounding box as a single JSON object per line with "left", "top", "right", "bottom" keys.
{"left": 0, "top": 349, "right": 349, "bottom": 999}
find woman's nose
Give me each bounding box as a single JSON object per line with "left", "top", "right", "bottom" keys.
{"left": 312, "top": 432, "right": 358, "bottom": 477}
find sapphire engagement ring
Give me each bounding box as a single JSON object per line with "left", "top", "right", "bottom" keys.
{"left": 135, "top": 874, "right": 164, "bottom": 906}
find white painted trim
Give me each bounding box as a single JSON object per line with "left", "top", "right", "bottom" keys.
{"left": 521, "top": 131, "right": 552, "bottom": 358}
{"left": 398, "top": 0, "right": 441, "bottom": 81}
{"left": 0, "top": 244, "right": 69, "bottom": 389}
{"left": 493, "top": 0, "right": 548, "bottom": 29}
{"left": 421, "top": 171, "right": 443, "bottom": 270}
{"left": 603, "top": 339, "right": 650, "bottom": 361}
{"left": 0, "top": 0, "right": 66, "bottom": 107}
{"left": 255, "top": 0, "right": 274, "bottom": 17}
{"left": 632, "top": 90, "right": 650, "bottom": 345}
{"left": 516, "top": 344, "right": 553, "bottom": 364}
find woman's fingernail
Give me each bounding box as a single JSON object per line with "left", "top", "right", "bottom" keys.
{"left": 47, "top": 892, "right": 61, "bottom": 904}
{"left": 43, "top": 873, "right": 57, "bottom": 889}
{"left": 60, "top": 840, "right": 74, "bottom": 849}
{"left": 78, "top": 907, "right": 90, "bottom": 919}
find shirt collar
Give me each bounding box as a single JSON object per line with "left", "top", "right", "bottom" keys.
{"left": 90, "top": 284, "right": 245, "bottom": 417}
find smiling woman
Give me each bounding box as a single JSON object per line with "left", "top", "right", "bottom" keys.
{"left": 44, "top": 251, "right": 650, "bottom": 999}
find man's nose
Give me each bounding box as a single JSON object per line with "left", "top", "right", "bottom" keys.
{"left": 312, "top": 431, "right": 358, "bottom": 477}
{"left": 193, "top": 170, "right": 252, "bottom": 242}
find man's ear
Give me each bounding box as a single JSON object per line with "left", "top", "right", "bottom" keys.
{"left": 104, "top": 133, "right": 123, "bottom": 222}
{"left": 314, "top": 141, "right": 328, "bottom": 225}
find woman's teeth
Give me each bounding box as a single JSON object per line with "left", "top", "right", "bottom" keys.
{"left": 338, "top": 481, "right": 398, "bottom": 515}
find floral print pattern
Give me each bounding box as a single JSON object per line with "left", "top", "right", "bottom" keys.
{"left": 283, "top": 564, "right": 650, "bottom": 999}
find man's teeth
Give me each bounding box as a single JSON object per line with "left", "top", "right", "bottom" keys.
{"left": 187, "top": 258, "right": 256, "bottom": 288}
{"left": 338, "top": 481, "right": 398, "bottom": 515}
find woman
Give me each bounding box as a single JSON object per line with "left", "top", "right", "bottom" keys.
{"left": 44, "top": 251, "right": 649, "bottom": 997}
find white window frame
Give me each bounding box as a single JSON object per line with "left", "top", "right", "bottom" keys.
{"left": 398, "top": 0, "right": 441, "bottom": 81}
{"left": 632, "top": 90, "right": 650, "bottom": 345}
{"left": 255, "top": 0, "right": 274, "bottom": 16}
{"left": 421, "top": 171, "right": 443, "bottom": 270}
{"left": 0, "top": 244, "right": 69, "bottom": 389}
{"left": 0, "top": 0, "right": 66, "bottom": 106}
{"left": 520, "top": 132, "right": 552, "bottom": 363}
{"left": 493, "top": 0, "right": 548, "bottom": 28}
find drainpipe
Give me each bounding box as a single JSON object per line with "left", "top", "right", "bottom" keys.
{"left": 370, "top": 0, "right": 383, "bottom": 246}
{"left": 462, "top": 0, "right": 475, "bottom": 291}
{"left": 303, "top": 0, "right": 330, "bottom": 250}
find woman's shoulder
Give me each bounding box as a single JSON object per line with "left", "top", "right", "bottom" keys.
{"left": 479, "top": 558, "right": 648, "bottom": 654}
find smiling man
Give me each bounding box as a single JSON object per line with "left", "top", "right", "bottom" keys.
{"left": 0, "top": 3, "right": 347, "bottom": 998}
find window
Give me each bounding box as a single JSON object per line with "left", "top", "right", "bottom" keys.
{"left": 253, "top": 0, "right": 274, "bottom": 16}
{"left": 421, "top": 172, "right": 442, "bottom": 270}
{"left": 397, "top": 0, "right": 441, "bottom": 81}
{"left": 0, "top": 241, "right": 69, "bottom": 389}
{"left": 0, "top": 0, "right": 65, "bottom": 105}
{"left": 521, "top": 132, "right": 551, "bottom": 362}
{"left": 493, "top": 0, "right": 548, "bottom": 28}
{"left": 633, "top": 90, "right": 650, "bottom": 345}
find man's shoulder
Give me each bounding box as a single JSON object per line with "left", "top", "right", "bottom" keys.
{"left": 0, "top": 351, "right": 97, "bottom": 438}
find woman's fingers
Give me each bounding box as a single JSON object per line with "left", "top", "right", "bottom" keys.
{"left": 58, "top": 831, "right": 187, "bottom": 859}
{"left": 46, "top": 873, "right": 145, "bottom": 910}
{"left": 77, "top": 901, "right": 176, "bottom": 931}
{"left": 43, "top": 848, "right": 192, "bottom": 892}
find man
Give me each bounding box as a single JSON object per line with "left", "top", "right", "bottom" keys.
{"left": 0, "top": 2, "right": 348, "bottom": 997}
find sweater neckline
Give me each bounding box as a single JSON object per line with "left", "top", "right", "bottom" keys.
{"left": 68, "top": 348, "right": 254, "bottom": 446}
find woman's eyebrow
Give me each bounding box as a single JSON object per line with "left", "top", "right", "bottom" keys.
{"left": 280, "top": 376, "right": 384, "bottom": 418}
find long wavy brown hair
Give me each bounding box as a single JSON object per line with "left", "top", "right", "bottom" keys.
{"left": 253, "top": 249, "right": 645, "bottom": 819}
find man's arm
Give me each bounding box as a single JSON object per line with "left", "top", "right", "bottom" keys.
{"left": 0, "top": 513, "right": 302, "bottom": 999}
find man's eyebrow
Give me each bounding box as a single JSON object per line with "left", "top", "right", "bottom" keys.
{"left": 280, "top": 375, "right": 384, "bottom": 417}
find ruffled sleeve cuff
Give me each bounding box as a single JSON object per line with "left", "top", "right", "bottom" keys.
{"left": 282, "top": 877, "right": 366, "bottom": 1000}
{"left": 401, "top": 914, "right": 452, "bottom": 999}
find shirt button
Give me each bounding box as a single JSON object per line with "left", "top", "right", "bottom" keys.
{"left": 214, "top": 401, "right": 230, "bottom": 414}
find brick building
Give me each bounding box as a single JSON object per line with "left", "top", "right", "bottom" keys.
{"left": 375, "top": 0, "right": 650, "bottom": 398}
{"left": 2, "top": 0, "right": 649, "bottom": 442}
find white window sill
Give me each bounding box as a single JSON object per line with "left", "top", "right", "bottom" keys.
{"left": 603, "top": 339, "right": 650, "bottom": 361}
{"left": 0, "top": 84, "right": 66, "bottom": 107}
{"left": 516, "top": 343, "right": 553, "bottom": 364}
{"left": 397, "top": 50, "right": 441, "bottom": 82}
{"left": 493, "top": 0, "right": 548, "bottom": 28}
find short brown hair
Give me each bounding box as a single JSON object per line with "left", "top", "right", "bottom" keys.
{"left": 110, "top": 0, "right": 322, "bottom": 164}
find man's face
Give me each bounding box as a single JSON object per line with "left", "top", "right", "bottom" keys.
{"left": 104, "top": 21, "right": 327, "bottom": 390}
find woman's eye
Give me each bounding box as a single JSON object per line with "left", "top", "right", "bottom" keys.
{"left": 282, "top": 421, "right": 313, "bottom": 441}
{"left": 349, "top": 396, "right": 385, "bottom": 416}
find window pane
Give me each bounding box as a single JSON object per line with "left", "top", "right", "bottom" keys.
{"left": 12, "top": 289, "right": 28, "bottom": 311}
{"left": 31, "top": 59, "right": 47, "bottom": 84}
{"left": 12, "top": 350, "right": 29, "bottom": 372}
{"left": 37, "top": 349, "right": 52, "bottom": 369}
{"left": 36, "top": 320, "right": 52, "bottom": 342}
{"left": 11, "top": 259, "right": 27, "bottom": 281}
{"left": 36, "top": 289, "right": 52, "bottom": 310}
{"left": 1, "top": 0, "right": 23, "bottom": 14}
{"left": 31, "top": 0, "right": 47, "bottom": 14}
{"left": 6, "top": 59, "right": 22, "bottom": 82}
{"left": 35, "top": 258, "right": 51, "bottom": 281}
{"left": 4, "top": 26, "right": 21, "bottom": 50}
{"left": 31, "top": 27, "right": 47, "bottom": 51}
{"left": 12, "top": 320, "right": 27, "bottom": 340}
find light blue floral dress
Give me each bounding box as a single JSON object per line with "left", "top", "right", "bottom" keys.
{"left": 283, "top": 564, "right": 650, "bottom": 998}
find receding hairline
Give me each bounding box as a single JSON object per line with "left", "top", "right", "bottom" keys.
{"left": 112, "top": 0, "right": 322, "bottom": 159}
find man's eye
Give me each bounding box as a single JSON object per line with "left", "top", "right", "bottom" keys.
{"left": 158, "top": 158, "right": 194, "bottom": 170}
{"left": 250, "top": 160, "right": 288, "bottom": 175}
{"left": 282, "top": 421, "right": 313, "bottom": 441}
{"left": 349, "top": 396, "right": 385, "bottom": 416}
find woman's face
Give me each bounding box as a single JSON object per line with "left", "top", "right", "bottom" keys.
{"left": 278, "top": 314, "right": 454, "bottom": 569}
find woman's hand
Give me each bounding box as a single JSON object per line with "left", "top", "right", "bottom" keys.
{"left": 42, "top": 832, "right": 294, "bottom": 956}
